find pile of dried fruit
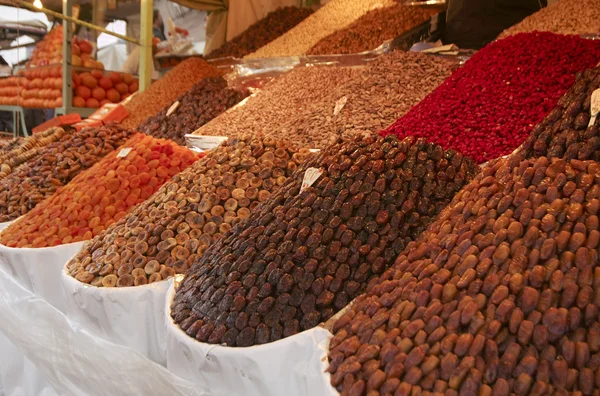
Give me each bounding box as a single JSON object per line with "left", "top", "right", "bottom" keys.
{"left": 198, "top": 51, "right": 456, "bottom": 148}
{"left": 328, "top": 155, "right": 600, "bottom": 395}
{"left": 206, "top": 7, "right": 313, "bottom": 60}
{"left": 516, "top": 66, "right": 600, "bottom": 161}
{"left": 383, "top": 32, "right": 600, "bottom": 164}
{"left": 307, "top": 4, "right": 435, "bottom": 55}
{"left": 170, "top": 134, "right": 478, "bottom": 347}
{"left": 0, "top": 134, "right": 198, "bottom": 248}
{"left": 247, "top": 0, "right": 395, "bottom": 58}
{"left": 121, "top": 58, "right": 222, "bottom": 129}
{"left": 499, "top": 0, "right": 600, "bottom": 38}
{"left": 0, "top": 127, "right": 68, "bottom": 180}
{"left": 66, "top": 135, "right": 310, "bottom": 288}
{"left": 138, "top": 77, "right": 248, "bottom": 145}
{"left": 0, "top": 125, "right": 134, "bottom": 223}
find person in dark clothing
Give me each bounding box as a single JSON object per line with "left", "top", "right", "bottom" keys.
{"left": 444, "top": 0, "right": 547, "bottom": 49}
{"left": 153, "top": 10, "right": 167, "bottom": 42}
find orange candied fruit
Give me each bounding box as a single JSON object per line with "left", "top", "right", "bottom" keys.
{"left": 0, "top": 135, "right": 199, "bottom": 248}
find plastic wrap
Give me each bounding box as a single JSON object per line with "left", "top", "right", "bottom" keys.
{"left": 61, "top": 269, "right": 173, "bottom": 365}
{"left": 165, "top": 281, "right": 337, "bottom": 396}
{"left": 0, "top": 266, "right": 210, "bottom": 396}
{"left": 0, "top": 242, "right": 84, "bottom": 312}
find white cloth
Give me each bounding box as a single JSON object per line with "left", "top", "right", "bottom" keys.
{"left": 62, "top": 271, "right": 173, "bottom": 365}
{"left": 121, "top": 46, "right": 160, "bottom": 79}
{"left": 0, "top": 266, "right": 211, "bottom": 396}
{"left": 165, "top": 282, "right": 338, "bottom": 396}
{"left": 0, "top": 241, "right": 84, "bottom": 312}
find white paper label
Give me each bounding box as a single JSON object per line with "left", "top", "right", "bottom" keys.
{"left": 309, "top": 149, "right": 321, "bottom": 153}
{"left": 185, "top": 135, "right": 228, "bottom": 151}
{"left": 166, "top": 101, "right": 180, "bottom": 117}
{"left": 117, "top": 147, "right": 132, "bottom": 158}
{"left": 590, "top": 89, "right": 600, "bottom": 127}
{"left": 300, "top": 168, "right": 323, "bottom": 193}
{"left": 333, "top": 96, "right": 347, "bottom": 116}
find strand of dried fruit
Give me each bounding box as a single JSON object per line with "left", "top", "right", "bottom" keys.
{"left": 246, "top": 0, "right": 395, "bottom": 59}
{"left": 328, "top": 155, "right": 600, "bottom": 395}
{"left": 120, "top": 58, "right": 223, "bottom": 130}
{"left": 206, "top": 7, "right": 314, "bottom": 60}
{"left": 0, "top": 134, "right": 198, "bottom": 248}
{"left": 137, "top": 76, "right": 248, "bottom": 145}
{"left": 0, "top": 137, "right": 24, "bottom": 153}
{"left": 499, "top": 0, "right": 600, "bottom": 38}
{"left": 197, "top": 51, "right": 456, "bottom": 148}
{"left": 516, "top": 66, "right": 600, "bottom": 161}
{"left": 171, "top": 134, "right": 478, "bottom": 347}
{"left": 0, "top": 127, "right": 68, "bottom": 180}
{"left": 383, "top": 32, "right": 600, "bottom": 164}
{"left": 0, "top": 124, "right": 134, "bottom": 223}
{"left": 66, "top": 135, "right": 310, "bottom": 288}
{"left": 307, "top": 3, "right": 435, "bottom": 55}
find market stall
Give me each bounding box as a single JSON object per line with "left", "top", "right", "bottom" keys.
{"left": 2, "top": 0, "right": 600, "bottom": 395}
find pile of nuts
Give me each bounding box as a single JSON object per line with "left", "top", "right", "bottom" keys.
{"left": 0, "top": 134, "right": 198, "bottom": 248}
{"left": 247, "top": 0, "right": 395, "bottom": 58}
{"left": 198, "top": 51, "right": 456, "bottom": 148}
{"left": 138, "top": 77, "right": 248, "bottom": 145}
{"left": 0, "top": 127, "right": 68, "bottom": 180}
{"left": 383, "top": 32, "right": 600, "bottom": 164}
{"left": 121, "top": 58, "right": 222, "bottom": 129}
{"left": 0, "top": 125, "right": 134, "bottom": 223}
{"left": 307, "top": 4, "right": 435, "bottom": 55}
{"left": 328, "top": 156, "right": 600, "bottom": 395}
{"left": 66, "top": 135, "right": 311, "bottom": 288}
{"left": 206, "top": 7, "right": 313, "bottom": 60}
{"left": 499, "top": 0, "right": 600, "bottom": 38}
{"left": 516, "top": 66, "right": 600, "bottom": 161}
{"left": 171, "top": 134, "right": 478, "bottom": 347}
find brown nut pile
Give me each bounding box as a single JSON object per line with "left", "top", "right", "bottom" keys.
{"left": 138, "top": 77, "right": 248, "bottom": 145}
{"left": 0, "top": 125, "right": 134, "bottom": 223}
{"left": 121, "top": 58, "right": 222, "bottom": 129}
{"left": 66, "top": 135, "right": 310, "bottom": 288}
{"left": 499, "top": 0, "right": 600, "bottom": 38}
{"left": 197, "top": 51, "right": 456, "bottom": 148}
{"left": 247, "top": 0, "right": 395, "bottom": 58}
{"left": 307, "top": 4, "right": 435, "bottom": 55}
{"left": 206, "top": 7, "right": 313, "bottom": 60}
{"left": 171, "top": 134, "right": 478, "bottom": 347}
{"left": 516, "top": 66, "right": 600, "bottom": 162}
{"left": 328, "top": 155, "right": 600, "bottom": 395}
{"left": 0, "top": 127, "right": 68, "bottom": 180}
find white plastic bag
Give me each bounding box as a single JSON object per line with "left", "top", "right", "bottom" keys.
{"left": 0, "top": 265, "right": 211, "bottom": 396}
{"left": 165, "top": 283, "right": 338, "bottom": 396}
{"left": 62, "top": 268, "right": 172, "bottom": 365}
{"left": 0, "top": 242, "right": 84, "bottom": 312}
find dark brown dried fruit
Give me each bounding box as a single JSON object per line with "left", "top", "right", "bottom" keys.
{"left": 171, "top": 134, "right": 478, "bottom": 346}
{"left": 328, "top": 156, "right": 600, "bottom": 394}
{"left": 138, "top": 77, "right": 248, "bottom": 145}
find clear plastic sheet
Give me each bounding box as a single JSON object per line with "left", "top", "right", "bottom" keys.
{"left": 165, "top": 282, "right": 338, "bottom": 396}
{"left": 61, "top": 268, "right": 173, "bottom": 365}
{"left": 0, "top": 265, "right": 210, "bottom": 396}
